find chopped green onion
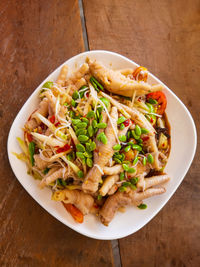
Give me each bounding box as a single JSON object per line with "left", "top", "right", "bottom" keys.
{"left": 130, "top": 177, "right": 138, "bottom": 185}
{"left": 141, "top": 128, "right": 149, "bottom": 134}
{"left": 69, "top": 110, "right": 75, "bottom": 118}
{"left": 42, "top": 81, "right": 53, "bottom": 89}
{"left": 72, "top": 90, "right": 79, "bottom": 100}
{"left": 71, "top": 99, "right": 77, "bottom": 107}
{"left": 118, "top": 186, "right": 127, "bottom": 192}
{"left": 146, "top": 103, "right": 154, "bottom": 113}
{"left": 138, "top": 204, "right": 147, "bottom": 209}
{"left": 77, "top": 170, "right": 84, "bottom": 178}
{"left": 148, "top": 98, "right": 158, "bottom": 104}
{"left": 97, "top": 194, "right": 102, "bottom": 200}
{"left": 90, "top": 77, "right": 99, "bottom": 92}
{"left": 90, "top": 76, "right": 104, "bottom": 91}
{"left": 43, "top": 167, "right": 50, "bottom": 175}
{"left": 28, "top": 142, "right": 35, "bottom": 166}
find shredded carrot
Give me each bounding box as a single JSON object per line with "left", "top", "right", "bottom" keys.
{"left": 132, "top": 66, "right": 148, "bottom": 82}
{"left": 62, "top": 202, "right": 84, "bottom": 223}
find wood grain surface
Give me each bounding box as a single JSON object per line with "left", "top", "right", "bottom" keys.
{"left": 83, "top": 0, "right": 200, "bottom": 266}
{"left": 0, "top": 1, "right": 114, "bottom": 266}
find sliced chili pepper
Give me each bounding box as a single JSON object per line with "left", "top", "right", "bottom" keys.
{"left": 49, "top": 115, "right": 55, "bottom": 124}
{"left": 62, "top": 202, "right": 83, "bottom": 223}
{"left": 146, "top": 91, "right": 167, "bottom": 115}
{"left": 56, "top": 144, "right": 71, "bottom": 153}
{"left": 132, "top": 66, "right": 148, "bottom": 82}
{"left": 40, "top": 122, "right": 46, "bottom": 130}
{"left": 26, "top": 132, "right": 33, "bottom": 142}
{"left": 142, "top": 136, "right": 149, "bottom": 142}
{"left": 54, "top": 121, "right": 61, "bottom": 127}
{"left": 123, "top": 119, "right": 130, "bottom": 127}
{"left": 93, "top": 204, "right": 99, "bottom": 209}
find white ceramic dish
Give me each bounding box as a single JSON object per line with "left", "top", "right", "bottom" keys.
{"left": 7, "top": 50, "right": 197, "bottom": 240}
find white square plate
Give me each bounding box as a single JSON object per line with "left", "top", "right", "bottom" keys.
{"left": 7, "top": 51, "right": 197, "bottom": 240}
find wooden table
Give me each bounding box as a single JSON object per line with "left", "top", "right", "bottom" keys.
{"left": 1, "top": 0, "right": 199, "bottom": 266}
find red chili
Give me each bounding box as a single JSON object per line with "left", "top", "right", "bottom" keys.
{"left": 56, "top": 144, "right": 71, "bottom": 153}
{"left": 142, "top": 136, "right": 149, "bottom": 142}
{"left": 86, "top": 92, "right": 89, "bottom": 98}
{"left": 40, "top": 122, "right": 46, "bottom": 130}
{"left": 146, "top": 91, "right": 167, "bottom": 115}
{"left": 49, "top": 115, "right": 55, "bottom": 124}
{"left": 55, "top": 122, "right": 61, "bottom": 127}
{"left": 26, "top": 132, "right": 33, "bottom": 142}
{"left": 123, "top": 119, "right": 130, "bottom": 127}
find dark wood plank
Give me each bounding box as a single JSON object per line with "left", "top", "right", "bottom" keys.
{"left": 83, "top": 0, "right": 200, "bottom": 266}
{"left": 0, "top": 1, "right": 113, "bottom": 266}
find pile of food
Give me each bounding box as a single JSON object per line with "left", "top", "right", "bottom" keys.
{"left": 15, "top": 58, "right": 170, "bottom": 225}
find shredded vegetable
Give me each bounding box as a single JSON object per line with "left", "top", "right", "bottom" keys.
{"left": 15, "top": 58, "right": 170, "bottom": 226}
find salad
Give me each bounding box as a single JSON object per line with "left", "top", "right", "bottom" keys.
{"left": 15, "top": 58, "right": 170, "bottom": 225}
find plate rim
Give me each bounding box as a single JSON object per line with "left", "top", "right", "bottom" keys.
{"left": 7, "top": 50, "right": 197, "bottom": 240}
